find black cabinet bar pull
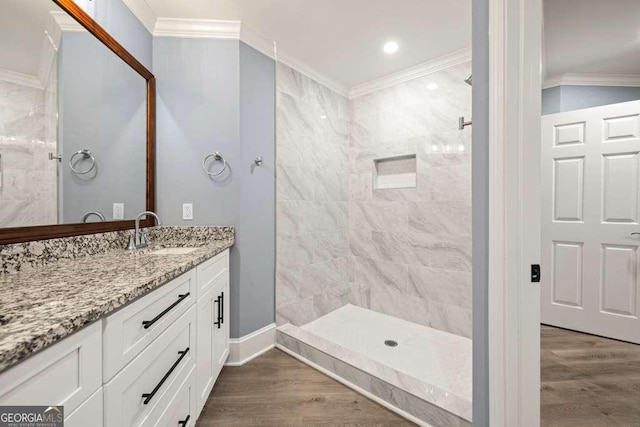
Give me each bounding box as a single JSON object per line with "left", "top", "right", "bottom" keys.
{"left": 178, "top": 415, "right": 190, "bottom": 426}
{"left": 220, "top": 292, "right": 224, "bottom": 325}
{"left": 214, "top": 295, "right": 222, "bottom": 328}
{"left": 142, "top": 293, "right": 190, "bottom": 329}
{"left": 142, "top": 347, "right": 190, "bottom": 405}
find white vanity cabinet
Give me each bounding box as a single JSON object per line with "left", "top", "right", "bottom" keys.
{"left": 195, "top": 250, "right": 230, "bottom": 416}
{"left": 0, "top": 249, "right": 231, "bottom": 427}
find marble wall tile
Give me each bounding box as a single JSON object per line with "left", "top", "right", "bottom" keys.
{"left": 314, "top": 230, "right": 349, "bottom": 262}
{"left": 0, "top": 78, "right": 57, "bottom": 228}
{"left": 352, "top": 256, "right": 408, "bottom": 294}
{"left": 426, "top": 300, "right": 472, "bottom": 339}
{"left": 370, "top": 285, "right": 431, "bottom": 326}
{"left": 275, "top": 64, "right": 351, "bottom": 327}
{"left": 276, "top": 60, "right": 473, "bottom": 338}
{"left": 408, "top": 201, "right": 471, "bottom": 237}
{"left": 347, "top": 61, "right": 472, "bottom": 337}
{"left": 349, "top": 201, "right": 408, "bottom": 232}
{"left": 407, "top": 265, "right": 472, "bottom": 310}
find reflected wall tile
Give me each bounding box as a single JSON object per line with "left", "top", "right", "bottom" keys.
{"left": 2, "top": 169, "right": 31, "bottom": 201}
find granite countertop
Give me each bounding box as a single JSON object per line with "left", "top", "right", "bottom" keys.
{"left": 0, "top": 228, "right": 234, "bottom": 373}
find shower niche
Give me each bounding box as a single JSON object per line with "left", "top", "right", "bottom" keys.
{"left": 373, "top": 154, "right": 417, "bottom": 190}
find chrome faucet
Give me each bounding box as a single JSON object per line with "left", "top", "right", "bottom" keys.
{"left": 81, "top": 211, "right": 106, "bottom": 222}
{"left": 127, "top": 211, "right": 162, "bottom": 250}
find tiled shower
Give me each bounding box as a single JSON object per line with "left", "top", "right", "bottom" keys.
{"left": 0, "top": 61, "right": 58, "bottom": 228}
{"left": 275, "top": 59, "right": 473, "bottom": 425}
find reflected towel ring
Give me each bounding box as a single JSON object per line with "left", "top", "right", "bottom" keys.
{"left": 202, "top": 152, "right": 227, "bottom": 177}
{"left": 69, "top": 149, "right": 96, "bottom": 175}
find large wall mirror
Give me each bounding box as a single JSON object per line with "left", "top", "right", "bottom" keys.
{"left": 0, "top": 0, "right": 155, "bottom": 244}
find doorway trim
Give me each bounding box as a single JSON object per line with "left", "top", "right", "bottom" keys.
{"left": 485, "top": 0, "right": 542, "bottom": 424}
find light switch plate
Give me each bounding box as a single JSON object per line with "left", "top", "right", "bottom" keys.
{"left": 182, "top": 203, "right": 193, "bottom": 220}
{"left": 113, "top": 203, "right": 124, "bottom": 220}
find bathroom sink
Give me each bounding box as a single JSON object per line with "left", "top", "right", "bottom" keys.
{"left": 148, "top": 247, "right": 198, "bottom": 255}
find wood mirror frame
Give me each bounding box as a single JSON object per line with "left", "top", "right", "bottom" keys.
{"left": 0, "top": 0, "right": 155, "bottom": 244}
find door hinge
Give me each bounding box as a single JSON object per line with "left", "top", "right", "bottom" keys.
{"left": 531, "top": 264, "right": 541, "bottom": 283}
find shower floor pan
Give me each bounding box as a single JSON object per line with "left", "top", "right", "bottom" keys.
{"left": 277, "top": 304, "right": 471, "bottom": 425}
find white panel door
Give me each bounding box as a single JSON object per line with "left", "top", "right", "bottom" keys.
{"left": 542, "top": 100, "right": 640, "bottom": 343}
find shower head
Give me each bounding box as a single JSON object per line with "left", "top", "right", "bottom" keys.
{"left": 464, "top": 74, "right": 472, "bottom": 86}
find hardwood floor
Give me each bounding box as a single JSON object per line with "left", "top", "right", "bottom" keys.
{"left": 197, "top": 348, "right": 415, "bottom": 426}
{"left": 541, "top": 325, "right": 640, "bottom": 426}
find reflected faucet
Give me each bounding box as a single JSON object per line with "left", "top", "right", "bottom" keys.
{"left": 81, "top": 211, "right": 106, "bottom": 223}
{"left": 127, "top": 211, "right": 162, "bottom": 250}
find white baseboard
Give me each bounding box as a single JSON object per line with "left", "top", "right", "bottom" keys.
{"left": 275, "top": 344, "right": 431, "bottom": 427}
{"left": 225, "top": 323, "right": 276, "bottom": 366}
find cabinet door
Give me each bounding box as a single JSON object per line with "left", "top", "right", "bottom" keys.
{"left": 195, "top": 286, "right": 215, "bottom": 415}
{"left": 212, "top": 280, "right": 230, "bottom": 372}
{"left": 64, "top": 388, "right": 103, "bottom": 427}
{"left": 195, "top": 277, "right": 229, "bottom": 417}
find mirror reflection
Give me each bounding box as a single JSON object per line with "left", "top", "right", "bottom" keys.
{"left": 0, "top": 0, "right": 147, "bottom": 227}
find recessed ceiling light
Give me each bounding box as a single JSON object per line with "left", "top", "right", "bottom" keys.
{"left": 320, "top": 115, "right": 328, "bottom": 119}
{"left": 427, "top": 83, "right": 439, "bottom": 90}
{"left": 383, "top": 41, "right": 399, "bottom": 55}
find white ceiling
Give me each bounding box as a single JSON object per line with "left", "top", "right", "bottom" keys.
{"left": 0, "top": 0, "right": 63, "bottom": 77}
{"left": 544, "top": 0, "right": 640, "bottom": 78}
{"left": 144, "top": 0, "right": 472, "bottom": 90}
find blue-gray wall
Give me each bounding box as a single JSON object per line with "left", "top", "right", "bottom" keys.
{"left": 542, "top": 85, "right": 640, "bottom": 115}
{"left": 154, "top": 38, "right": 275, "bottom": 338}
{"left": 472, "top": 0, "right": 490, "bottom": 425}
{"left": 237, "top": 43, "right": 276, "bottom": 337}
{"left": 93, "top": 0, "right": 152, "bottom": 70}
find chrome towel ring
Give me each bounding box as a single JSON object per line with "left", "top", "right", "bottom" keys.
{"left": 202, "top": 152, "right": 227, "bottom": 177}
{"left": 69, "top": 149, "right": 96, "bottom": 175}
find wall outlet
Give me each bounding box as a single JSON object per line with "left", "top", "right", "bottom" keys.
{"left": 113, "top": 203, "right": 124, "bottom": 220}
{"left": 182, "top": 203, "right": 193, "bottom": 220}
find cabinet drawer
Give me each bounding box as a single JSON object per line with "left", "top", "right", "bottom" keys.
{"left": 196, "top": 249, "right": 228, "bottom": 299}
{"left": 142, "top": 365, "right": 196, "bottom": 427}
{"left": 104, "top": 306, "right": 196, "bottom": 427}
{"left": 0, "top": 322, "right": 101, "bottom": 414}
{"left": 103, "top": 269, "right": 196, "bottom": 381}
{"left": 65, "top": 387, "right": 103, "bottom": 427}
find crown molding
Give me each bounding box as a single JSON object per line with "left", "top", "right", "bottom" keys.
{"left": 145, "top": 16, "right": 348, "bottom": 96}
{"left": 349, "top": 46, "right": 472, "bottom": 99}
{"left": 119, "top": 4, "right": 460, "bottom": 99}
{"left": 0, "top": 68, "right": 43, "bottom": 89}
{"left": 240, "top": 26, "right": 276, "bottom": 60}
{"left": 121, "top": 0, "right": 156, "bottom": 34}
{"left": 154, "top": 18, "right": 241, "bottom": 39}
{"left": 276, "top": 51, "right": 350, "bottom": 98}
{"left": 543, "top": 73, "right": 640, "bottom": 89}
{"left": 50, "top": 11, "right": 84, "bottom": 32}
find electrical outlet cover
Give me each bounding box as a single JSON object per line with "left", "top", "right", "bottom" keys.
{"left": 113, "top": 203, "right": 124, "bottom": 220}
{"left": 182, "top": 203, "right": 193, "bottom": 220}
